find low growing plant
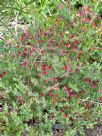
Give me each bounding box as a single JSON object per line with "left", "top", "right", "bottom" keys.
{"left": 0, "top": 1, "right": 102, "bottom": 136}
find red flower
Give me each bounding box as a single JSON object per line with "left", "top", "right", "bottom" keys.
{"left": 57, "top": 3, "right": 64, "bottom": 11}
{"left": 91, "top": 82, "right": 97, "bottom": 88}
{"left": 29, "top": 52, "right": 33, "bottom": 56}
{"left": 40, "top": 93, "right": 44, "bottom": 97}
{"left": 64, "top": 64, "right": 70, "bottom": 71}
{"left": 60, "top": 108, "right": 65, "bottom": 112}
{"left": 74, "top": 40, "right": 79, "bottom": 45}
{"left": 76, "top": 12, "right": 81, "bottom": 17}
{"left": 64, "top": 114, "right": 68, "bottom": 118}
{"left": 41, "top": 50, "right": 47, "bottom": 54}
{"left": 52, "top": 77, "right": 59, "bottom": 82}
{"left": 64, "top": 86, "right": 70, "bottom": 93}
{"left": 44, "top": 79, "right": 48, "bottom": 83}
{"left": 23, "top": 31, "right": 29, "bottom": 37}
{"left": 49, "top": 41, "right": 53, "bottom": 45}
{"left": 70, "top": 35, "right": 74, "bottom": 39}
{"left": 41, "top": 64, "right": 47, "bottom": 76}
{"left": 0, "top": 71, "right": 8, "bottom": 78}
{"left": 17, "top": 96, "right": 23, "bottom": 101}
{"left": 77, "top": 51, "right": 82, "bottom": 59}
{"left": 85, "top": 102, "right": 91, "bottom": 110}
{"left": 39, "top": 40, "right": 43, "bottom": 43}
{"left": 47, "top": 45, "right": 53, "bottom": 50}
{"left": 2, "top": 71, "right": 7, "bottom": 76}
{"left": 49, "top": 90, "right": 53, "bottom": 97}
{"left": 29, "top": 36, "right": 34, "bottom": 40}
{"left": 42, "top": 71, "right": 47, "bottom": 76}
{"left": 24, "top": 48, "right": 28, "bottom": 53}
{"left": 38, "top": 28, "right": 43, "bottom": 34}
{"left": 32, "top": 47, "right": 36, "bottom": 51}
{"left": 61, "top": 40, "right": 64, "bottom": 43}
{"left": 60, "top": 50, "right": 68, "bottom": 56}
{"left": 44, "top": 33, "right": 48, "bottom": 37}
{"left": 70, "top": 92, "right": 75, "bottom": 97}
{"left": 22, "top": 60, "right": 27, "bottom": 67}
{"left": 73, "top": 46, "right": 77, "bottom": 51}
{"left": 81, "top": 90, "right": 86, "bottom": 95}
{"left": 84, "top": 78, "right": 91, "bottom": 83}
{"left": 21, "top": 36, "right": 26, "bottom": 42}
{"left": 42, "top": 64, "right": 47, "bottom": 71}
{"left": 18, "top": 51, "right": 22, "bottom": 56}
{"left": 68, "top": 57, "right": 72, "bottom": 61}
{"left": 37, "top": 34, "right": 40, "bottom": 38}
{"left": 0, "top": 74, "right": 3, "bottom": 78}
{"left": 59, "top": 32, "right": 63, "bottom": 38}
{"left": 65, "top": 42, "right": 71, "bottom": 48}
{"left": 48, "top": 65, "right": 52, "bottom": 70}
{"left": 82, "top": 61, "right": 86, "bottom": 65}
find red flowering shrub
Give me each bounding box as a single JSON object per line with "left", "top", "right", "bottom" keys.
{"left": 0, "top": 1, "right": 102, "bottom": 135}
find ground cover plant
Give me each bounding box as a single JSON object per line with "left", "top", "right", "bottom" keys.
{"left": 0, "top": 0, "right": 102, "bottom": 136}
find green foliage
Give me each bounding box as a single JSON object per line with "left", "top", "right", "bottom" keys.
{"left": 0, "top": 0, "right": 102, "bottom": 135}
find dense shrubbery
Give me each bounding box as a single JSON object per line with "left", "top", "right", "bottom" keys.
{"left": 0, "top": 1, "right": 102, "bottom": 136}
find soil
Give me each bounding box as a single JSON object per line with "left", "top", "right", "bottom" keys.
{"left": 51, "top": 121, "right": 102, "bottom": 136}
{"left": 84, "top": 125, "right": 102, "bottom": 136}
{"left": 84, "top": 119, "right": 102, "bottom": 136}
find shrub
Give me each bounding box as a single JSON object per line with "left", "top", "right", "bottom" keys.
{"left": 0, "top": 1, "right": 102, "bottom": 136}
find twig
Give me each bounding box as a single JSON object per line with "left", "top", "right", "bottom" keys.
{"left": 79, "top": 98, "right": 102, "bottom": 105}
